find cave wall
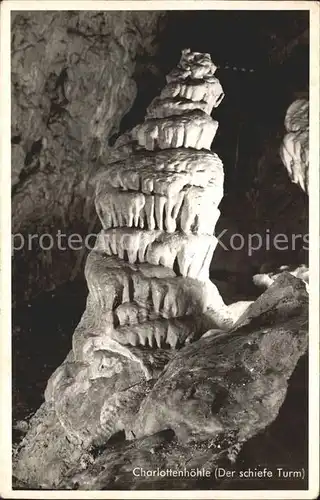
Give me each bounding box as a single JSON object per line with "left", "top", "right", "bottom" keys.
{"left": 11, "top": 10, "right": 165, "bottom": 305}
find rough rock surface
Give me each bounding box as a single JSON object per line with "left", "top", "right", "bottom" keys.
{"left": 131, "top": 273, "right": 308, "bottom": 443}
{"left": 13, "top": 272, "right": 307, "bottom": 490}
{"left": 253, "top": 263, "right": 309, "bottom": 292}
{"left": 11, "top": 11, "right": 165, "bottom": 304}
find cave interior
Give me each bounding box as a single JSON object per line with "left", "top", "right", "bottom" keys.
{"left": 12, "top": 9, "right": 309, "bottom": 490}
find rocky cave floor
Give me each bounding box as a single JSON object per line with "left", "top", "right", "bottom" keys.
{"left": 12, "top": 276, "right": 308, "bottom": 491}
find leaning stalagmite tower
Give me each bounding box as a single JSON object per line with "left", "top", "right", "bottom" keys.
{"left": 14, "top": 50, "right": 230, "bottom": 487}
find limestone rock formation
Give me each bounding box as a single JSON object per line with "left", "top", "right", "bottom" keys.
{"left": 11, "top": 10, "right": 165, "bottom": 304}
{"left": 13, "top": 50, "right": 308, "bottom": 491}
{"left": 280, "top": 99, "right": 309, "bottom": 194}
{"left": 58, "top": 274, "right": 308, "bottom": 490}
{"left": 253, "top": 263, "right": 309, "bottom": 292}
{"left": 14, "top": 49, "right": 230, "bottom": 487}
{"left": 131, "top": 273, "right": 308, "bottom": 442}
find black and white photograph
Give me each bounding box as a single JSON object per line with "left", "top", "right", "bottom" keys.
{"left": 0, "top": 0, "right": 319, "bottom": 497}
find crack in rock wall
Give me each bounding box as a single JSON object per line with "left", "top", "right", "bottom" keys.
{"left": 12, "top": 10, "right": 165, "bottom": 305}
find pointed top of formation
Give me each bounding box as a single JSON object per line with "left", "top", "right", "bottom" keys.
{"left": 167, "top": 48, "right": 218, "bottom": 83}
{"left": 132, "top": 48, "right": 224, "bottom": 152}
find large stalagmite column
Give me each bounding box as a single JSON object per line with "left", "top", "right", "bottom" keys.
{"left": 14, "top": 50, "right": 230, "bottom": 486}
